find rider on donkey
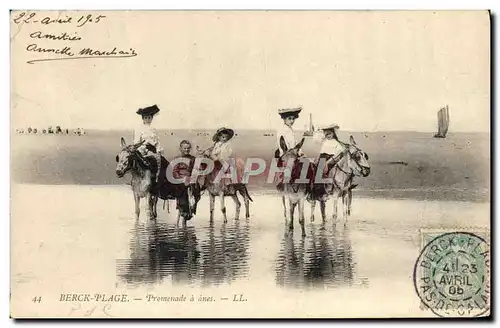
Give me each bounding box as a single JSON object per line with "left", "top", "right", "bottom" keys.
{"left": 202, "top": 127, "right": 239, "bottom": 187}
{"left": 274, "top": 107, "right": 306, "bottom": 190}
{"left": 134, "top": 104, "right": 164, "bottom": 187}
{"left": 275, "top": 107, "right": 305, "bottom": 157}
{"left": 307, "top": 123, "right": 348, "bottom": 200}
{"left": 313, "top": 123, "right": 347, "bottom": 175}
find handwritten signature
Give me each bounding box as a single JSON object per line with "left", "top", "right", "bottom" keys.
{"left": 12, "top": 12, "right": 106, "bottom": 28}
{"left": 25, "top": 45, "right": 138, "bottom": 64}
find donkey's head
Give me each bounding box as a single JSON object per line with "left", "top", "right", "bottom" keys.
{"left": 115, "top": 137, "right": 133, "bottom": 177}
{"left": 346, "top": 135, "right": 371, "bottom": 177}
{"left": 115, "top": 138, "right": 145, "bottom": 178}
{"left": 279, "top": 136, "right": 305, "bottom": 163}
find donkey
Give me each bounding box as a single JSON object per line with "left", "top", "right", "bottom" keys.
{"left": 195, "top": 148, "right": 253, "bottom": 223}
{"left": 116, "top": 138, "right": 158, "bottom": 220}
{"left": 277, "top": 136, "right": 314, "bottom": 237}
{"left": 308, "top": 135, "right": 370, "bottom": 225}
{"left": 116, "top": 137, "right": 193, "bottom": 223}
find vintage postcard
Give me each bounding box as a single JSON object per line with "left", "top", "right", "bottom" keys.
{"left": 10, "top": 10, "right": 490, "bottom": 318}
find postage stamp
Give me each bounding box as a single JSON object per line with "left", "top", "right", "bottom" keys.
{"left": 413, "top": 229, "right": 490, "bottom": 317}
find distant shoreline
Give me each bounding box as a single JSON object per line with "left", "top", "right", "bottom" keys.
{"left": 11, "top": 130, "right": 490, "bottom": 204}
{"left": 12, "top": 129, "right": 490, "bottom": 135}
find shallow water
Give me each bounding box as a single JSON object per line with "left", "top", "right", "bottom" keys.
{"left": 11, "top": 184, "right": 490, "bottom": 317}
{"left": 116, "top": 218, "right": 361, "bottom": 290}
{"left": 16, "top": 183, "right": 481, "bottom": 291}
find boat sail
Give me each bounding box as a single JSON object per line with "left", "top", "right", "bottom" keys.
{"left": 303, "top": 113, "right": 315, "bottom": 136}
{"left": 434, "top": 105, "right": 450, "bottom": 138}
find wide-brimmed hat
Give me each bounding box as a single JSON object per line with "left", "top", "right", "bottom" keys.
{"left": 278, "top": 106, "right": 302, "bottom": 118}
{"left": 321, "top": 123, "right": 340, "bottom": 131}
{"left": 136, "top": 105, "right": 160, "bottom": 116}
{"left": 212, "top": 127, "right": 235, "bottom": 142}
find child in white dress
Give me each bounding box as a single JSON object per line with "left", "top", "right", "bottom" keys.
{"left": 204, "top": 127, "right": 236, "bottom": 186}
{"left": 313, "top": 123, "right": 346, "bottom": 175}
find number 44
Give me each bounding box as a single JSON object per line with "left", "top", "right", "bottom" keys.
{"left": 32, "top": 296, "right": 42, "bottom": 303}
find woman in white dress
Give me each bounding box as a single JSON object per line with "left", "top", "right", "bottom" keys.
{"left": 275, "top": 107, "right": 304, "bottom": 157}
{"left": 273, "top": 106, "right": 306, "bottom": 190}
{"left": 133, "top": 105, "right": 164, "bottom": 183}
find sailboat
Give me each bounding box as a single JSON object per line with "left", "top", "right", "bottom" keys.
{"left": 303, "top": 113, "right": 315, "bottom": 136}
{"left": 434, "top": 105, "right": 450, "bottom": 138}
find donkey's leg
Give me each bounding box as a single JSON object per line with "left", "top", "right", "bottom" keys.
{"left": 239, "top": 188, "right": 250, "bottom": 218}
{"left": 320, "top": 200, "right": 327, "bottom": 225}
{"left": 310, "top": 200, "right": 316, "bottom": 223}
{"left": 342, "top": 192, "right": 348, "bottom": 218}
{"left": 219, "top": 192, "right": 227, "bottom": 223}
{"left": 152, "top": 195, "right": 158, "bottom": 219}
{"left": 209, "top": 193, "right": 215, "bottom": 223}
{"left": 338, "top": 191, "right": 348, "bottom": 225}
{"left": 149, "top": 194, "right": 156, "bottom": 220}
{"left": 134, "top": 193, "right": 140, "bottom": 221}
{"left": 298, "top": 198, "right": 306, "bottom": 238}
{"left": 244, "top": 193, "right": 250, "bottom": 219}
{"left": 347, "top": 192, "right": 352, "bottom": 219}
{"left": 146, "top": 192, "right": 152, "bottom": 220}
{"left": 343, "top": 192, "right": 350, "bottom": 226}
{"left": 347, "top": 190, "right": 353, "bottom": 216}
{"left": 231, "top": 194, "right": 241, "bottom": 220}
{"left": 288, "top": 199, "right": 296, "bottom": 232}
{"left": 332, "top": 194, "right": 339, "bottom": 223}
{"left": 282, "top": 195, "right": 288, "bottom": 221}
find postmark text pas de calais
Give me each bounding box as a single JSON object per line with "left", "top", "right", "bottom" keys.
{"left": 413, "top": 230, "right": 490, "bottom": 317}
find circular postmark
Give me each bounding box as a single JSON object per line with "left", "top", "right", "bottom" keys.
{"left": 413, "top": 232, "right": 490, "bottom": 317}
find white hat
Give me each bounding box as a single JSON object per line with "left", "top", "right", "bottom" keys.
{"left": 321, "top": 123, "right": 340, "bottom": 130}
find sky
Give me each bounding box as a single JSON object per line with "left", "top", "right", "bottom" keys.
{"left": 11, "top": 10, "right": 490, "bottom": 132}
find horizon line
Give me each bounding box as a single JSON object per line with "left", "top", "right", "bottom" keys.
{"left": 12, "top": 127, "right": 490, "bottom": 134}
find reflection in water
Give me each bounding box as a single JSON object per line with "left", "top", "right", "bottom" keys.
{"left": 116, "top": 219, "right": 250, "bottom": 287}
{"left": 199, "top": 220, "right": 251, "bottom": 287}
{"left": 275, "top": 225, "right": 357, "bottom": 289}
{"left": 116, "top": 221, "right": 200, "bottom": 286}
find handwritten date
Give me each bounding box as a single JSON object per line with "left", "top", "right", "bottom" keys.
{"left": 12, "top": 12, "right": 106, "bottom": 28}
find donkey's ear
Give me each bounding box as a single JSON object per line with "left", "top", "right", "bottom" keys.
{"left": 279, "top": 136, "right": 288, "bottom": 153}
{"left": 295, "top": 137, "right": 305, "bottom": 150}
{"left": 120, "top": 137, "right": 127, "bottom": 149}
{"left": 350, "top": 135, "right": 357, "bottom": 146}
